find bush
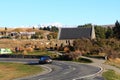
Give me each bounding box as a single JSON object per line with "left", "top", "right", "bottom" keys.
{"left": 25, "top": 47, "right": 34, "bottom": 52}
{"left": 58, "top": 46, "right": 64, "bottom": 51}
{"left": 73, "top": 38, "right": 120, "bottom": 59}
{"left": 64, "top": 47, "right": 70, "bottom": 53}
{"left": 58, "top": 54, "right": 73, "bottom": 61}
{"left": 77, "top": 57, "right": 93, "bottom": 63}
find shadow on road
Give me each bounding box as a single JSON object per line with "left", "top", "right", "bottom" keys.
{"left": 26, "top": 62, "right": 41, "bottom": 65}
{"left": 26, "top": 62, "right": 48, "bottom": 65}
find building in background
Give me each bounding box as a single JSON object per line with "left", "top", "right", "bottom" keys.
{"left": 57, "top": 26, "right": 96, "bottom": 46}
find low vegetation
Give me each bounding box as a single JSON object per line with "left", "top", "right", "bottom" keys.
{"left": 105, "top": 59, "right": 120, "bottom": 69}
{"left": 57, "top": 53, "right": 92, "bottom": 63}
{"left": 76, "top": 57, "right": 93, "bottom": 63}
{"left": 27, "top": 50, "right": 59, "bottom": 59}
{"left": 0, "top": 62, "right": 43, "bottom": 80}
{"left": 84, "top": 55, "right": 105, "bottom": 59}
{"left": 102, "top": 70, "right": 120, "bottom": 80}
{"left": 103, "top": 60, "right": 120, "bottom": 80}
{"left": 28, "top": 50, "right": 51, "bottom": 55}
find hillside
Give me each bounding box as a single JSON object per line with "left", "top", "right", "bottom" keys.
{"left": 0, "top": 28, "right": 58, "bottom": 52}
{"left": 0, "top": 28, "right": 50, "bottom": 33}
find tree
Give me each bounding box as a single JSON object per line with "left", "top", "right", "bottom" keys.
{"left": 31, "top": 32, "right": 42, "bottom": 39}
{"left": 47, "top": 26, "right": 50, "bottom": 31}
{"left": 43, "top": 27, "right": 47, "bottom": 30}
{"left": 84, "top": 23, "right": 92, "bottom": 27}
{"left": 105, "top": 27, "right": 113, "bottom": 39}
{"left": 113, "top": 20, "right": 120, "bottom": 39}
{"left": 78, "top": 23, "right": 92, "bottom": 28}
{"left": 33, "top": 26, "right": 35, "bottom": 30}
{"left": 49, "top": 32, "right": 58, "bottom": 39}
{"left": 5, "top": 27, "right": 7, "bottom": 30}
{"left": 50, "top": 26, "right": 58, "bottom": 32}
{"left": 95, "top": 26, "right": 107, "bottom": 39}
{"left": 73, "top": 39, "right": 93, "bottom": 53}
{"left": 39, "top": 27, "right": 43, "bottom": 30}
{"left": 47, "top": 35, "right": 52, "bottom": 40}
{"left": 78, "top": 25, "right": 84, "bottom": 27}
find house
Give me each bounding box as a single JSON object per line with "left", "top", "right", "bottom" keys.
{"left": 19, "top": 32, "right": 35, "bottom": 39}
{"left": 0, "top": 32, "right": 35, "bottom": 39}
{"left": 57, "top": 26, "right": 96, "bottom": 46}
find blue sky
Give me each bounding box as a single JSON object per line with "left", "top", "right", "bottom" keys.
{"left": 0, "top": 0, "right": 120, "bottom": 27}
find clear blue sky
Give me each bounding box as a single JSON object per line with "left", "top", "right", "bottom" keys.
{"left": 0, "top": 0, "right": 120, "bottom": 27}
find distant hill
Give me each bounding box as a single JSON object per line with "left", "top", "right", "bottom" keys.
{"left": 0, "top": 28, "right": 50, "bottom": 33}
{"left": 97, "top": 24, "right": 115, "bottom": 28}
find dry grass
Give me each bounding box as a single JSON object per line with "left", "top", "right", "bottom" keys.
{"left": 0, "top": 62, "right": 43, "bottom": 80}
{"left": 0, "top": 28, "right": 49, "bottom": 32}
{"left": 0, "top": 27, "right": 56, "bottom": 51}
{"left": 106, "top": 58, "right": 120, "bottom": 69}
{"left": 0, "top": 65, "right": 16, "bottom": 80}
{"left": 0, "top": 39, "right": 57, "bottom": 48}
{"left": 0, "top": 39, "right": 49, "bottom": 51}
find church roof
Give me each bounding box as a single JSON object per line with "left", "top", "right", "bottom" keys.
{"left": 58, "top": 27, "right": 95, "bottom": 40}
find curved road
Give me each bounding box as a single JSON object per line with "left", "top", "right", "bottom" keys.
{"left": 0, "top": 58, "right": 104, "bottom": 80}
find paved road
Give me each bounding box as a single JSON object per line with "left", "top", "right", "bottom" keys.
{"left": 0, "top": 58, "right": 104, "bottom": 80}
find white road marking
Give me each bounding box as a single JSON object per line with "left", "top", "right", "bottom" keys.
{"left": 73, "top": 68, "right": 76, "bottom": 70}
{"left": 68, "top": 66, "right": 76, "bottom": 70}
{"left": 58, "top": 63, "right": 62, "bottom": 65}
{"left": 73, "top": 66, "right": 103, "bottom": 80}
{"left": 69, "top": 66, "right": 72, "bottom": 68}
{"left": 40, "top": 65, "right": 52, "bottom": 73}
{"left": 38, "top": 78, "right": 46, "bottom": 80}
{"left": 63, "top": 71, "right": 71, "bottom": 74}
{"left": 63, "top": 66, "right": 76, "bottom": 74}
{"left": 38, "top": 65, "right": 52, "bottom": 80}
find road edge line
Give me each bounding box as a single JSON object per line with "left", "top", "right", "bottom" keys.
{"left": 73, "top": 66, "right": 103, "bottom": 80}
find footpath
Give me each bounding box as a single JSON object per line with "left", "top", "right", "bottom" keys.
{"left": 81, "top": 56, "right": 120, "bottom": 74}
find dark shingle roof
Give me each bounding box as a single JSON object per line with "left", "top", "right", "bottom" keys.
{"left": 58, "top": 27, "right": 92, "bottom": 40}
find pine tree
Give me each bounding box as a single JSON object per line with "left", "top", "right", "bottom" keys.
{"left": 105, "top": 27, "right": 113, "bottom": 39}
{"left": 5, "top": 27, "right": 7, "bottom": 30}
{"left": 113, "top": 20, "right": 120, "bottom": 39}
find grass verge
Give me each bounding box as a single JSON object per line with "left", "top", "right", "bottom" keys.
{"left": 0, "top": 62, "right": 43, "bottom": 80}
{"left": 27, "top": 50, "right": 50, "bottom": 55}
{"left": 102, "top": 69, "right": 120, "bottom": 80}
{"left": 28, "top": 50, "right": 59, "bottom": 58}
{"left": 105, "top": 61, "right": 120, "bottom": 69}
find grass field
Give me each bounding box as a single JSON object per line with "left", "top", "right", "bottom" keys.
{"left": 0, "top": 62, "right": 43, "bottom": 80}
{"left": 28, "top": 50, "right": 53, "bottom": 55}
{"left": 102, "top": 70, "right": 120, "bottom": 80}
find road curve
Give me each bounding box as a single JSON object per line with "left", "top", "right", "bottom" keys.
{"left": 0, "top": 58, "right": 104, "bottom": 80}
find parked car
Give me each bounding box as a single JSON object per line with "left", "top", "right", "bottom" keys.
{"left": 39, "top": 56, "right": 52, "bottom": 64}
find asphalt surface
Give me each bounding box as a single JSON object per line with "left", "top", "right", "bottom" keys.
{"left": 0, "top": 58, "right": 104, "bottom": 80}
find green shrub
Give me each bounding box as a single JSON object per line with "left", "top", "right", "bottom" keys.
{"left": 77, "top": 57, "right": 93, "bottom": 63}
